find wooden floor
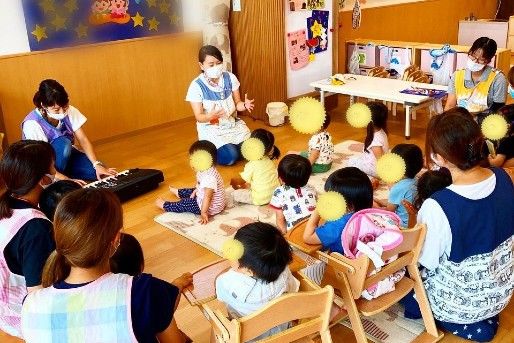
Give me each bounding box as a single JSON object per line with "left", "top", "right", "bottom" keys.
{"left": 2, "top": 97, "right": 513, "bottom": 342}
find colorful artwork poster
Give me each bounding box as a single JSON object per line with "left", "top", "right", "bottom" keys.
{"left": 307, "top": 0, "right": 325, "bottom": 9}
{"left": 23, "top": 0, "right": 183, "bottom": 51}
{"left": 289, "top": 0, "right": 308, "bottom": 11}
{"left": 287, "top": 29, "right": 310, "bottom": 70}
{"left": 307, "top": 10, "right": 329, "bottom": 54}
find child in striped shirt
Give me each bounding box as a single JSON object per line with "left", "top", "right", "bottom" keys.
{"left": 156, "top": 140, "right": 226, "bottom": 224}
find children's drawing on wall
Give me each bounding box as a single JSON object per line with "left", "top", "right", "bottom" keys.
{"left": 308, "top": 0, "right": 326, "bottom": 9}
{"left": 289, "top": 0, "right": 308, "bottom": 11}
{"left": 287, "top": 29, "right": 310, "bottom": 70}
{"left": 90, "top": 0, "right": 131, "bottom": 25}
{"left": 307, "top": 10, "right": 329, "bottom": 56}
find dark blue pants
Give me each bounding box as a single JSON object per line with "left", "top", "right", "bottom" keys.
{"left": 401, "top": 291, "right": 499, "bottom": 342}
{"left": 51, "top": 136, "right": 97, "bottom": 181}
{"left": 163, "top": 188, "right": 201, "bottom": 214}
{"left": 217, "top": 143, "right": 241, "bottom": 166}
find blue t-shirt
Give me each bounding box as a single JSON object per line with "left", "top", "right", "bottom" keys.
{"left": 388, "top": 178, "right": 416, "bottom": 227}
{"left": 54, "top": 273, "right": 179, "bottom": 343}
{"left": 315, "top": 213, "right": 353, "bottom": 253}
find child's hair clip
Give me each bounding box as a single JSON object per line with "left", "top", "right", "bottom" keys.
{"left": 317, "top": 191, "right": 347, "bottom": 222}
{"left": 190, "top": 150, "right": 213, "bottom": 172}
{"left": 377, "top": 153, "right": 406, "bottom": 184}
{"left": 222, "top": 239, "right": 244, "bottom": 261}
{"left": 346, "top": 103, "right": 372, "bottom": 128}
{"left": 289, "top": 97, "right": 326, "bottom": 135}
{"left": 481, "top": 114, "right": 508, "bottom": 141}
{"left": 241, "top": 137, "right": 265, "bottom": 161}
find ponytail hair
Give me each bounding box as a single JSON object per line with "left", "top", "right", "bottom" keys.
{"left": 42, "top": 250, "right": 70, "bottom": 288}
{"left": 32, "top": 79, "right": 69, "bottom": 109}
{"left": 41, "top": 188, "right": 123, "bottom": 286}
{"left": 363, "top": 102, "right": 388, "bottom": 153}
{"left": 250, "top": 128, "right": 281, "bottom": 160}
{"left": 0, "top": 140, "right": 55, "bottom": 219}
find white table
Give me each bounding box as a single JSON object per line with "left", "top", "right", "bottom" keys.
{"left": 310, "top": 74, "right": 448, "bottom": 139}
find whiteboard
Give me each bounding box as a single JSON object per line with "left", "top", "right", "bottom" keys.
{"left": 285, "top": 0, "right": 334, "bottom": 99}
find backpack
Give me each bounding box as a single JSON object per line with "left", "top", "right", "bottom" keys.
{"left": 342, "top": 209, "right": 405, "bottom": 300}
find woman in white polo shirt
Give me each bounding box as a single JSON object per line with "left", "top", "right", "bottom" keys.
{"left": 22, "top": 79, "right": 116, "bottom": 184}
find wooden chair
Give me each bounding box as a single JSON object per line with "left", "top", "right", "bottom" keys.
{"left": 401, "top": 199, "right": 418, "bottom": 229}
{"left": 367, "top": 66, "right": 386, "bottom": 77}
{"left": 203, "top": 280, "right": 334, "bottom": 343}
{"left": 401, "top": 65, "right": 419, "bottom": 81}
{"left": 317, "top": 224, "right": 444, "bottom": 343}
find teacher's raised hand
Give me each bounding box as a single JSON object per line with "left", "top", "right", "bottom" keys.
{"left": 243, "top": 93, "right": 255, "bottom": 113}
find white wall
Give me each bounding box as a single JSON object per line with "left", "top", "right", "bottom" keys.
{"left": 0, "top": 0, "right": 202, "bottom": 57}
{"left": 0, "top": 0, "right": 30, "bottom": 56}
{"left": 341, "top": 0, "right": 426, "bottom": 11}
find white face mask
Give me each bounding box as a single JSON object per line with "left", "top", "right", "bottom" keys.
{"left": 204, "top": 64, "right": 224, "bottom": 79}
{"left": 45, "top": 108, "right": 67, "bottom": 121}
{"left": 466, "top": 57, "right": 485, "bottom": 73}
{"left": 39, "top": 173, "right": 56, "bottom": 189}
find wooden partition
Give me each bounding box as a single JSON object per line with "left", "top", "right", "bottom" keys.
{"left": 338, "top": 0, "right": 497, "bottom": 71}
{"left": 0, "top": 32, "right": 202, "bottom": 144}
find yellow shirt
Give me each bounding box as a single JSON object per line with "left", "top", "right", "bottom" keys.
{"left": 240, "top": 157, "right": 280, "bottom": 205}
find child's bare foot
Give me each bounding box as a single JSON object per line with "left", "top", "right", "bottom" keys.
{"left": 169, "top": 186, "right": 179, "bottom": 197}
{"left": 173, "top": 272, "right": 193, "bottom": 291}
{"left": 155, "top": 198, "right": 166, "bottom": 210}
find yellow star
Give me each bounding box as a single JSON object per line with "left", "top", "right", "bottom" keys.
{"left": 131, "top": 12, "right": 145, "bottom": 27}
{"left": 64, "top": 0, "right": 78, "bottom": 13}
{"left": 159, "top": 1, "right": 171, "bottom": 14}
{"left": 148, "top": 17, "right": 160, "bottom": 31}
{"left": 39, "top": 0, "right": 55, "bottom": 14}
{"left": 31, "top": 25, "right": 48, "bottom": 42}
{"left": 146, "top": 0, "right": 157, "bottom": 8}
{"left": 310, "top": 20, "right": 323, "bottom": 38}
{"left": 169, "top": 13, "right": 180, "bottom": 25}
{"left": 309, "top": 53, "right": 315, "bottom": 62}
{"left": 51, "top": 14, "right": 67, "bottom": 31}
{"left": 75, "top": 23, "right": 88, "bottom": 39}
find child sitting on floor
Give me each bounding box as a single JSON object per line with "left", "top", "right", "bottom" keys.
{"left": 156, "top": 140, "right": 226, "bottom": 224}
{"left": 39, "top": 180, "right": 145, "bottom": 276}
{"left": 269, "top": 154, "right": 317, "bottom": 233}
{"left": 412, "top": 169, "right": 452, "bottom": 210}
{"left": 347, "top": 102, "right": 389, "bottom": 177}
{"left": 216, "top": 222, "right": 299, "bottom": 339}
{"left": 300, "top": 114, "right": 334, "bottom": 174}
{"left": 302, "top": 167, "right": 373, "bottom": 253}
{"left": 488, "top": 104, "right": 514, "bottom": 168}
{"left": 231, "top": 129, "right": 280, "bottom": 205}
{"left": 374, "top": 144, "right": 423, "bottom": 227}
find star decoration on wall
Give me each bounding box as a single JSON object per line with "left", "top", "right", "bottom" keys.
{"left": 64, "top": 0, "right": 78, "bottom": 13}
{"left": 31, "top": 24, "right": 48, "bottom": 42}
{"left": 75, "top": 23, "right": 88, "bottom": 39}
{"left": 146, "top": 0, "right": 157, "bottom": 8}
{"left": 310, "top": 20, "right": 323, "bottom": 38}
{"left": 51, "top": 14, "right": 67, "bottom": 31}
{"left": 159, "top": 1, "right": 171, "bottom": 14}
{"left": 132, "top": 12, "right": 145, "bottom": 27}
{"left": 148, "top": 17, "right": 160, "bottom": 31}
{"left": 39, "top": 0, "right": 56, "bottom": 14}
{"left": 169, "top": 13, "right": 180, "bottom": 25}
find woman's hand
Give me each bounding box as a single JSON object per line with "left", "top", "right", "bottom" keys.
{"left": 95, "top": 164, "right": 117, "bottom": 180}
{"left": 243, "top": 93, "right": 254, "bottom": 113}
{"left": 207, "top": 106, "right": 225, "bottom": 123}
{"left": 72, "top": 179, "right": 88, "bottom": 187}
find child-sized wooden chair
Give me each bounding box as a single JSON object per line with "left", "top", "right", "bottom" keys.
{"left": 203, "top": 279, "right": 335, "bottom": 343}
{"left": 318, "top": 224, "right": 444, "bottom": 343}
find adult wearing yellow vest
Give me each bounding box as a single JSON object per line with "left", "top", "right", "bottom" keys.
{"left": 445, "top": 37, "right": 507, "bottom": 121}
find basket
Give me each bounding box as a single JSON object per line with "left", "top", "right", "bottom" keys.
{"left": 266, "top": 102, "right": 288, "bottom": 127}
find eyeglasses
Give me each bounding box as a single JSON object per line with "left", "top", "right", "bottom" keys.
{"left": 468, "top": 54, "right": 489, "bottom": 65}
{"left": 45, "top": 105, "right": 69, "bottom": 114}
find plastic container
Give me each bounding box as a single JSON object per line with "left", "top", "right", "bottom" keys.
{"left": 266, "top": 102, "right": 288, "bottom": 126}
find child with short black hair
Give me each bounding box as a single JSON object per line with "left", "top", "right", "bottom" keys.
{"left": 110, "top": 233, "right": 144, "bottom": 276}
{"left": 156, "top": 140, "right": 226, "bottom": 224}
{"left": 232, "top": 129, "right": 280, "bottom": 205}
{"left": 347, "top": 102, "right": 389, "bottom": 177}
{"left": 413, "top": 169, "right": 452, "bottom": 210}
{"left": 300, "top": 114, "right": 334, "bottom": 174}
{"left": 40, "top": 180, "right": 82, "bottom": 219}
{"left": 489, "top": 99, "right": 514, "bottom": 168}
{"left": 303, "top": 167, "right": 373, "bottom": 253}
{"left": 270, "top": 154, "right": 317, "bottom": 233}
{"left": 216, "top": 222, "right": 299, "bottom": 338}
{"left": 375, "top": 144, "right": 424, "bottom": 227}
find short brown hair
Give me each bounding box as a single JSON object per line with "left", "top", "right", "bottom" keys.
{"left": 508, "top": 66, "right": 514, "bottom": 87}
{"left": 42, "top": 188, "right": 123, "bottom": 287}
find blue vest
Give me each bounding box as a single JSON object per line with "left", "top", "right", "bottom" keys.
{"left": 22, "top": 110, "right": 74, "bottom": 143}
{"left": 195, "top": 72, "right": 232, "bottom": 101}
{"left": 431, "top": 167, "right": 514, "bottom": 263}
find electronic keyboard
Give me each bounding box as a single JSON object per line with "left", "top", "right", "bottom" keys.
{"left": 85, "top": 168, "right": 164, "bottom": 202}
